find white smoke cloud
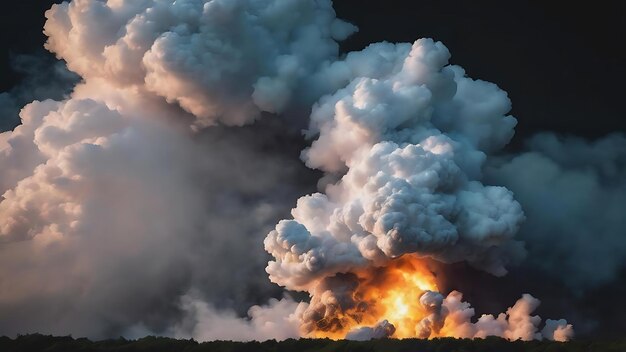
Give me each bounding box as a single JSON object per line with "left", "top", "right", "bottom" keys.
{"left": 415, "top": 290, "right": 447, "bottom": 338}
{"left": 409, "top": 291, "right": 573, "bottom": 341}
{"left": 0, "top": 90, "right": 313, "bottom": 337}
{"left": 44, "top": 0, "right": 356, "bottom": 127}
{"left": 345, "top": 320, "right": 395, "bottom": 341}
{"left": 173, "top": 295, "right": 307, "bottom": 341}
{"left": 265, "top": 39, "right": 526, "bottom": 293}
{"left": 0, "top": 0, "right": 355, "bottom": 339}
{"left": 439, "top": 291, "right": 574, "bottom": 341}
{"left": 543, "top": 319, "right": 576, "bottom": 342}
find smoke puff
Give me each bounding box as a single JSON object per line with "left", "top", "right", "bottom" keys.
{"left": 341, "top": 291, "right": 573, "bottom": 341}
{"left": 542, "top": 319, "right": 575, "bottom": 342}
{"left": 420, "top": 291, "right": 573, "bottom": 341}
{"left": 345, "top": 320, "right": 395, "bottom": 341}
{"left": 416, "top": 291, "right": 447, "bottom": 338}
{"left": 44, "top": 0, "right": 356, "bottom": 127}
{"left": 174, "top": 295, "right": 308, "bottom": 341}
{"left": 0, "top": 100, "right": 59, "bottom": 194}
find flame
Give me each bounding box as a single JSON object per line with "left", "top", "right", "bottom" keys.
{"left": 310, "top": 255, "right": 439, "bottom": 339}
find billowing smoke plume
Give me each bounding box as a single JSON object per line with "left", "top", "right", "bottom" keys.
{"left": 43, "top": 0, "right": 356, "bottom": 127}
{"left": 265, "top": 39, "right": 525, "bottom": 290}
{"left": 0, "top": 0, "right": 354, "bottom": 339}
{"left": 0, "top": 0, "right": 601, "bottom": 342}
{"left": 264, "top": 38, "right": 570, "bottom": 340}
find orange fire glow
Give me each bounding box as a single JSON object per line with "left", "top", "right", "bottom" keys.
{"left": 311, "top": 255, "right": 440, "bottom": 339}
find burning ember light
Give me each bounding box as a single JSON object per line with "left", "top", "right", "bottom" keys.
{"left": 309, "top": 256, "right": 439, "bottom": 339}
{"left": 294, "top": 255, "right": 573, "bottom": 341}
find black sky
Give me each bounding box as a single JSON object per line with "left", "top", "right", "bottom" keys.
{"left": 0, "top": 1, "right": 61, "bottom": 90}
{"left": 333, "top": 1, "right": 626, "bottom": 148}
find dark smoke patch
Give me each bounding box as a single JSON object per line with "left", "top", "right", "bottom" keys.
{"left": 486, "top": 133, "right": 626, "bottom": 290}
{"left": 0, "top": 51, "right": 78, "bottom": 131}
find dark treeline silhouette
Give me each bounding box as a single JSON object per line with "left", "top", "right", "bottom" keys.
{"left": 1, "top": 334, "right": 625, "bottom": 352}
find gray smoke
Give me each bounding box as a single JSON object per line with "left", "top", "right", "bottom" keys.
{"left": 0, "top": 98, "right": 315, "bottom": 338}
{"left": 346, "top": 320, "right": 395, "bottom": 341}
{"left": 486, "top": 133, "right": 626, "bottom": 289}
{"left": 0, "top": 0, "right": 351, "bottom": 339}
{"left": 0, "top": 51, "right": 78, "bottom": 131}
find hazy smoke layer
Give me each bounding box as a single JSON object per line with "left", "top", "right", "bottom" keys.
{"left": 487, "top": 133, "right": 626, "bottom": 289}
{"left": 0, "top": 92, "right": 315, "bottom": 338}
{"left": 172, "top": 295, "right": 307, "bottom": 341}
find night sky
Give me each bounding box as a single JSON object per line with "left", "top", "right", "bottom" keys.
{"left": 338, "top": 2, "right": 626, "bottom": 149}
{"left": 1, "top": 0, "right": 625, "bottom": 340}
{"left": 3, "top": 1, "right": 624, "bottom": 141}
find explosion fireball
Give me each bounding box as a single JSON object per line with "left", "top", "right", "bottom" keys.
{"left": 309, "top": 256, "right": 438, "bottom": 339}
{"left": 298, "top": 255, "right": 573, "bottom": 341}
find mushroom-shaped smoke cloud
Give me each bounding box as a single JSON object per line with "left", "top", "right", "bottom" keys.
{"left": 265, "top": 39, "right": 572, "bottom": 340}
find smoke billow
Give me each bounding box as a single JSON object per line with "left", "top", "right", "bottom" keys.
{"left": 0, "top": 0, "right": 353, "bottom": 339}
{"left": 419, "top": 291, "right": 573, "bottom": 342}
{"left": 264, "top": 38, "right": 571, "bottom": 340}
{"left": 1, "top": 0, "right": 620, "bottom": 342}
{"left": 43, "top": 0, "right": 356, "bottom": 127}
{"left": 265, "top": 39, "right": 525, "bottom": 287}
{"left": 172, "top": 294, "right": 308, "bottom": 341}
{"left": 0, "top": 93, "right": 313, "bottom": 338}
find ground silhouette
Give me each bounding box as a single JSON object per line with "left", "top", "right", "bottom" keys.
{"left": 1, "top": 334, "right": 625, "bottom": 352}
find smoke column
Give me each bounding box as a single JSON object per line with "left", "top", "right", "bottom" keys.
{"left": 264, "top": 38, "right": 572, "bottom": 341}
{"left": 1, "top": 0, "right": 607, "bottom": 341}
